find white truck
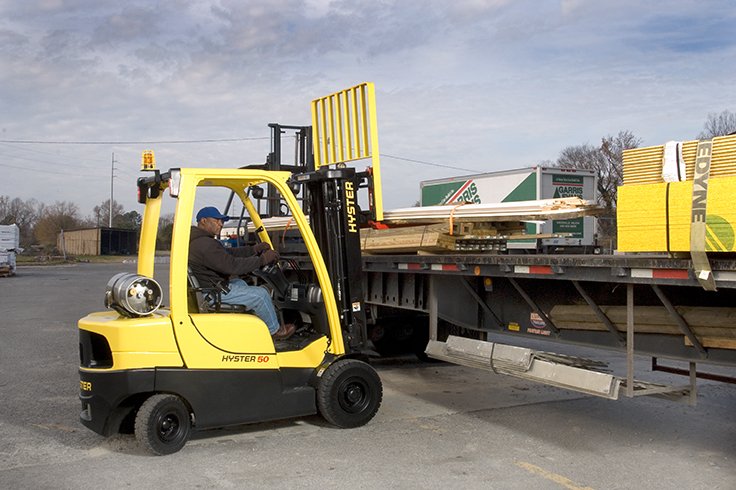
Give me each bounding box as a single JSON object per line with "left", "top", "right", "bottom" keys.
{"left": 420, "top": 167, "right": 598, "bottom": 252}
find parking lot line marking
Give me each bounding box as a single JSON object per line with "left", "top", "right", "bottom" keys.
{"left": 515, "top": 461, "right": 594, "bottom": 490}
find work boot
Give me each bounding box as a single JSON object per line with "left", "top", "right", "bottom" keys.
{"left": 272, "top": 323, "right": 296, "bottom": 340}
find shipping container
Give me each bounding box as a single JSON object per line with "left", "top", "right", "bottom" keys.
{"left": 58, "top": 227, "right": 138, "bottom": 256}
{"left": 420, "top": 167, "right": 598, "bottom": 251}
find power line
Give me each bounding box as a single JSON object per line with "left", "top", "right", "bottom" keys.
{"left": 0, "top": 137, "right": 270, "bottom": 145}
{"left": 1, "top": 137, "right": 478, "bottom": 174}
{"left": 0, "top": 149, "right": 107, "bottom": 171}
{"left": 380, "top": 153, "right": 477, "bottom": 173}
{"left": 0, "top": 141, "right": 100, "bottom": 160}
{"left": 0, "top": 161, "right": 93, "bottom": 176}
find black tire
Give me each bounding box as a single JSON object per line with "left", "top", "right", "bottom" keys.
{"left": 317, "top": 359, "right": 382, "bottom": 428}
{"left": 134, "top": 394, "right": 191, "bottom": 455}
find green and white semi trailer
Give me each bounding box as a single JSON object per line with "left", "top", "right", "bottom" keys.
{"left": 420, "top": 167, "right": 598, "bottom": 252}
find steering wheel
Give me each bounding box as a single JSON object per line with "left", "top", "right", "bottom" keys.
{"left": 252, "top": 260, "right": 290, "bottom": 300}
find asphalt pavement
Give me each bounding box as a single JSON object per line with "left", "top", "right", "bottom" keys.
{"left": 0, "top": 263, "right": 734, "bottom": 489}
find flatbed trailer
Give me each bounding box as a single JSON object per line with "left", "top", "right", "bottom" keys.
{"left": 236, "top": 104, "right": 736, "bottom": 403}
{"left": 357, "top": 252, "right": 736, "bottom": 401}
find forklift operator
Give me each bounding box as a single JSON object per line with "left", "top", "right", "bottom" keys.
{"left": 189, "top": 206, "right": 296, "bottom": 340}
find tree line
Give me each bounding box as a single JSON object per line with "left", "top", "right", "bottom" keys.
{"left": 2, "top": 111, "right": 734, "bottom": 253}
{"left": 0, "top": 198, "right": 148, "bottom": 251}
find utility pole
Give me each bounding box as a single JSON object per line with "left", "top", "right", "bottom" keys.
{"left": 109, "top": 152, "right": 118, "bottom": 228}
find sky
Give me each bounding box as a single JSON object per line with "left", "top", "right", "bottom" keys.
{"left": 0, "top": 0, "right": 734, "bottom": 220}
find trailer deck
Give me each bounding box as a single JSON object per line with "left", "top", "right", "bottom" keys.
{"left": 361, "top": 253, "right": 736, "bottom": 365}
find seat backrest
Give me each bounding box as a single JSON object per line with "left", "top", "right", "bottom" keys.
{"left": 187, "top": 268, "right": 212, "bottom": 313}
{"left": 187, "top": 268, "right": 250, "bottom": 314}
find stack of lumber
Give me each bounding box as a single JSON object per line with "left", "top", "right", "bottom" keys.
{"left": 618, "top": 177, "right": 736, "bottom": 252}
{"left": 550, "top": 305, "right": 736, "bottom": 350}
{"left": 381, "top": 197, "right": 600, "bottom": 225}
{"left": 363, "top": 197, "right": 599, "bottom": 254}
{"left": 623, "top": 134, "right": 736, "bottom": 185}
{"left": 618, "top": 133, "right": 736, "bottom": 253}
{"left": 246, "top": 197, "right": 600, "bottom": 254}
{"left": 361, "top": 222, "right": 529, "bottom": 254}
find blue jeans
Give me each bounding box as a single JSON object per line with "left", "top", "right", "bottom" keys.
{"left": 219, "top": 279, "right": 279, "bottom": 334}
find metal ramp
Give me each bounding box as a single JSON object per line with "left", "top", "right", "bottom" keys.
{"left": 425, "top": 336, "right": 693, "bottom": 401}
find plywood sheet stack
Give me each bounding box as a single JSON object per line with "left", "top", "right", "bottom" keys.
{"left": 618, "top": 133, "right": 736, "bottom": 252}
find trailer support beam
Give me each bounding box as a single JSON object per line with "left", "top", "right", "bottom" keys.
{"left": 507, "top": 278, "right": 560, "bottom": 336}
{"left": 571, "top": 280, "right": 626, "bottom": 346}
{"left": 626, "top": 283, "right": 635, "bottom": 398}
{"left": 461, "top": 278, "right": 505, "bottom": 330}
{"left": 690, "top": 362, "right": 698, "bottom": 406}
{"left": 650, "top": 284, "right": 707, "bottom": 358}
{"left": 429, "top": 276, "right": 438, "bottom": 341}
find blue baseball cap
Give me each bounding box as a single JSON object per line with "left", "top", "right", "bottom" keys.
{"left": 196, "top": 206, "right": 230, "bottom": 222}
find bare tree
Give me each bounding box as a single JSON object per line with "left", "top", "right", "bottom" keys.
{"left": 156, "top": 213, "right": 175, "bottom": 250}
{"left": 34, "top": 201, "right": 82, "bottom": 251}
{"left": 698, "top": 110, "right": 736, "bottom": 139}
{"left": 0, "top": 196, "right": 41, "bottom": 247}
{"left": 92, "top": 199, "right": 125, "bottom": 228}
{"left": 555, "top": 130, "right": 641, "bottom": 245}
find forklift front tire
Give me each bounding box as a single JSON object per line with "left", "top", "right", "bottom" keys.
{"left": 317, "top": 359, "right": 382, "bottom": 428}
{"left": 135, "top": 394, "right": 192, "bottom": 455}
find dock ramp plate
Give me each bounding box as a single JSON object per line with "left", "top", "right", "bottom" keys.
{"left": 426, "top": 335, "right": 622, "bottom": 399}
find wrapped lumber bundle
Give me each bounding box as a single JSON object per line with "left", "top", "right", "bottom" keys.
{"left": 622, "top": 134, "right": 736, "bottom": 185}
{"left": 618, "top": 133, "right": 736, "bottom": 253}
{"left": 618, "top": 177, "right": 736, "bottom": 252}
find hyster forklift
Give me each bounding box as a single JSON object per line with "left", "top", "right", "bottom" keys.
{"left": 78, "top": 83, "right": 384, "bottom": 455}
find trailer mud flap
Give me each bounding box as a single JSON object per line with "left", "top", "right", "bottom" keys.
{"left": 425, "top": 335, "right": 621, "bottom": 400}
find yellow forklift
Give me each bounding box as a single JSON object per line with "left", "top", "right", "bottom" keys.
{"left": 78, "top": 83, "right": 384, "bottom": 455}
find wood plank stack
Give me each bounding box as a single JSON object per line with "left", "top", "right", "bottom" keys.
{"left": 363, "top": 197, "right": 600, "bottom": 254}
{"left": 623, "top": 134, "right": 736, "bottom": 185}
{"left": 381, "top": 197, "right": 600, "bottom": 224}
{"left": 617, "top": 177, "right": 736, "bottom": 252}
{"left": 361, "top": 222, "right": 532, "bottom": 254}
{"left": 618, "top": 133, "right": 736, "bottom": 252}
{"left": 246, "top": 197, "right": 600, "bottom": 255}
{"left": 550, "top": 305, "right": 736, "bottom": 350}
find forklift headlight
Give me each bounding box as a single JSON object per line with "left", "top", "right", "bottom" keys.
{"left": 104, "top": 273, "right": 163, "bottom": 317}
{"left": 169, "top": 168, "right": 181, "bottom": 198}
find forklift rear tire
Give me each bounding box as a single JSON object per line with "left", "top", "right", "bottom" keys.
{"left": 135, "top": 394, "right": 191, "bottom": 455}
{"left": 317, "top": 359, "right": 382, "bottom": 428}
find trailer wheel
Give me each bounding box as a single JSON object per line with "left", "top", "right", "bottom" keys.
{"left": 135, "top": 394, "right": 191, "bottom": 455}
{"left": 317, "top": 359, "right": 382, "bottom": 428}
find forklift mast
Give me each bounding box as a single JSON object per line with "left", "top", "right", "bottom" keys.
{"left": 263, "top": 123, "right": 314, "bottom": 217}
{"left": 239, "top": 83, "right": 383, "bottom": 352}
{"left": 295, "top": 167, "right": 368, "bottom": 350}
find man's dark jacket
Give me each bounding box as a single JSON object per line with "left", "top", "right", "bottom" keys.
{"left": 189, "top": 226, "right": 261, "bottom": 289}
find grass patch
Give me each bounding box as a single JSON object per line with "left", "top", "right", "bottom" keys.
{"left": 16, "top": 254, "right": 132, "bottom": 265}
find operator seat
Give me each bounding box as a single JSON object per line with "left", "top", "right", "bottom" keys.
{"left": 187, "top": 268, "right": 250, "bottom": 314}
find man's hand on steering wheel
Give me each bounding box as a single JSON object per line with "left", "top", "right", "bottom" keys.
{"left": 253, "top": 242, "right": 272, "bottom": 255}
{"left": 259, "top": 249, "right": 279, "bottom": 267}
